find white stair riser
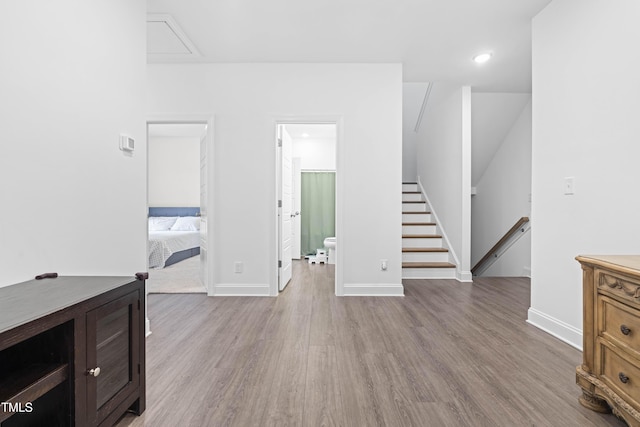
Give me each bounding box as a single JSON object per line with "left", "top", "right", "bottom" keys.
{"left": 402, "top": 184, "right": 418, "bottom": 192}
{"left": 402, "top": 237, "right": 443, "bottom": 248}
{"left": 402, "top": 203, "right": 428, "bottom": 212}
{"left": 402, "top": 268, "right": 456, "bottom": 279}
{"left": 403, "top": 213, "right": 431, "bottom": 222}
{"left": 402, "top": 252, "right": 449, "bottom": 262}
{"left": 402, "top": 224, "right": 436, "bottom": 234}
{"left": 402, "top": 193, "right": 423, "bottom": 202}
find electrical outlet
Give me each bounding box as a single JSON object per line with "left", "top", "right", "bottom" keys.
{"left": 381, "top": 259, "right": 388, "bottom": 271}
{"left": 234, "top": 262, "right": 243, "bottom": 273}
{"left": 564, "top": 177, "right": 575, "bottom": 195}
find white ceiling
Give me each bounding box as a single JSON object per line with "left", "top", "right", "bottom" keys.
{"left": 284, "top": 124, "right": 337, "bottom": 140}
{"left": 147, "top": 0, "right": 552, "bottom": 92}
{"left": 148, "top": 123, "right": 207, "bottom": 138}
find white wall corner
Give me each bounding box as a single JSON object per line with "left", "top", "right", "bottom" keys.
{"left": 213, "top": 283, "right": 272, "bottom": 297}
{"left": 527, "top": 307, "right": 582, "bottom": 350}
{"left": 416, "top": 177, "right": 461, "bottom": 267}
{"left": 343, "top": 283, "right": 404, "bottom": 296}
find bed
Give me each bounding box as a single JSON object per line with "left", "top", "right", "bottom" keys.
{"left": 148, "top": 207, "right": 201, "bottom": 269}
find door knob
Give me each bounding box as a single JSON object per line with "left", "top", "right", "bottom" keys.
{"left": 88, "top": 367, "right": 101, "bottom": 377}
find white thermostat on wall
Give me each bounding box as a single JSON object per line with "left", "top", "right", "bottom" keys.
{"left": 119, "top": 134, "right": 135, "bottom": 152}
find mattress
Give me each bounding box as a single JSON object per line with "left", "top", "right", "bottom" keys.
{"left": 149, "top": 231, "right": 200, "bottom": 269}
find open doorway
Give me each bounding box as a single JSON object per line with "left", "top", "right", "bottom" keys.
{"left": 277, "top": 123, "right": 337, "bottom": 293}
{"left": 146, "top": 122, "right": 209, "bottom": 294}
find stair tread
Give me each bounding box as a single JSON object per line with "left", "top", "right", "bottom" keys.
{"left": 402, "top": 201, "right": 426, "bottom": 204}
{"left": 402, "top": 182, "right": 418, "bottom": 184}
{"left": 402, "top": 191, "right": 421, "bottom": 194}
{"left": 402, "top": 222, "right": 436, "bottom": 226}
{"left": 402, "top": 247, "right": 448, "bottom": 252}
{"left": 402, "top": 262, "right": 456, "bottom": 268}
{"left": 402, "top": 211, "right": 431, "bottom": 214}
{"left": 403, "top": 234, "right": 442, "bottom": 238}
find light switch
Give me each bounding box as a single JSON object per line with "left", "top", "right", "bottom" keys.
{"left": 564, "top": 177, "right": 575, "bottom": 195}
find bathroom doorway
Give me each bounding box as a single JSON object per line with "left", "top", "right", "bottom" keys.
{"left": 276, "top": 122, "right": 338, "bottom": 293}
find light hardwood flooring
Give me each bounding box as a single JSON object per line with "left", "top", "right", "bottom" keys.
{"left": 117, "top": 261, "right": 625, "bottom": 426}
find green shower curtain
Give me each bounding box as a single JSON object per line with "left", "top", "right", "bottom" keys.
{"left": 301, "top": 172, "right": 335, "bottom": 256}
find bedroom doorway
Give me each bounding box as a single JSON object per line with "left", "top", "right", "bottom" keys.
{"left": 146, "top": 120, "right": 212, "bottom": 295}
{"left": 276, "top": 122, "right": 338, "bottom": 294}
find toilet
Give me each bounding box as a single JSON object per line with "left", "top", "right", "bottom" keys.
{"left": 323, "top": 237, "right": 336, "bottom": 264}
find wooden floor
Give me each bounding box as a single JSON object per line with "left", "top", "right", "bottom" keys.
{"left": 117, "top": 261, "right": 625, "bottom": 427}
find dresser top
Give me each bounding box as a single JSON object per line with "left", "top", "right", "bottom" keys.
{"left": 576, "top": 255, "right": 640, "bottom": 275}
{"left": 0, "top": 276, "right": 136, "bottom": 334}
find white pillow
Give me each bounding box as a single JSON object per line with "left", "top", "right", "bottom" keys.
{"left": 170, "top": 216, "right": 200, "bottom": 231}
{"left": 148, "top": 217, "right": 178, "bottom": 231}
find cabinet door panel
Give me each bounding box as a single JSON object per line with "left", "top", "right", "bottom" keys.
{"left": 86, "top": 290, "right": 140, "bottom": 425}
{"left": 96, "top": 304, "right": 131, "bottom": 408}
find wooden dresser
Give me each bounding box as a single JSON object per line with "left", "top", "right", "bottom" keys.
{"left": 577, "top": 255, "right": 640, "bottom": 426}
{"left": 0, "top": 275, "right": 146, "bottom": 427}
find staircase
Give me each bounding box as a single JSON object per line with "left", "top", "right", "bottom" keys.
{"left": 402, "top": 183, "right": 456, "bottom": 279}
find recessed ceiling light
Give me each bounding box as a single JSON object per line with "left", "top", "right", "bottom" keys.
{"left": 473, "top": 52, "right": 492, "bottom": 64}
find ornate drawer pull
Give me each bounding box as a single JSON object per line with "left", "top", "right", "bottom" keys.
{"left": 619, "top": 372, "right": 630, "bottom": 384}
{"left": 621, "top": 325, "right": 632, "bottom": 335}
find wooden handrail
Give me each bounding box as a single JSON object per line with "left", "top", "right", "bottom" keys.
{"left": 471, "top": 216, "right": 530, "bottom": 274}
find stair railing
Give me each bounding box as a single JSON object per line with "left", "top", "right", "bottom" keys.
{"left": 471, "top": 217, "right": 530, "bottom": 275}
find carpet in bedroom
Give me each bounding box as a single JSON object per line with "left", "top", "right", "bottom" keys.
{"left": 147, "top": 256, "right": 207, "bottom": 294}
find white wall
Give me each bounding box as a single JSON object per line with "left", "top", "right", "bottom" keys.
{"left": 416, "top": 83, "right": 472, "bottom": 281}
{"left": 471, "top": 93, "right": 531, "bottom": 186}
{"left": 147, "top": 63, "right": 403, "bottom": 296}
{"left": 0, "top": 0, "right": 146, "bottom": 287}
{"left": 403, "top": 83, "right": 430, "bottom": 182}
{"left": 529, "top": 0, "right": 640, "bottom": 348}
{"left": 292, "top": 137, "right": 336, "bottom": 170}
{"left": 472, "top": 99, "right": 532, "bottom": 276}
{"left": 148, "top": 136, "right": 200, "bottom": 207}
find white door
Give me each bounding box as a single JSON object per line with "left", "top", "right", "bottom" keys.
{"left": 278, "top": 126, "right": 293, "bottom": 290}
{"left": 199, "top": 127, "right": 208, "bottom": 291}
{"left": 292, "top": 158, "right": 302, "bottom": 259}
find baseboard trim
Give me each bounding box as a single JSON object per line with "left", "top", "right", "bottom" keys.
{"left": 456, "top": 270, "right": 473, "bottom": 282}
{"left": 342, "top": 283, "right": 404, "bottom": 296}
{"left": 527, "top": 307, "right": 582, "bottom": 350}
{"left": 212, "top": 283, "right": 272, "bottom": 297}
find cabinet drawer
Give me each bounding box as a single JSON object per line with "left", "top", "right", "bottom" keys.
{"left": 600, "top": 343, "right": 640, "bottom": 409}
{"left": 598, "top": 270, "right": 640, "bottom": 303}
{"left": 600, "top": 295, "right": 640, "bottom": 354}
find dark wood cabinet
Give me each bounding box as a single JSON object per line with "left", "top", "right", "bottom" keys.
{"left": 0, "top": 276, "right": 145, "bottom": 427}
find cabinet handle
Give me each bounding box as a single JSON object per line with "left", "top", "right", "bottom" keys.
{"left": 619, "top": 372, "right": 629, "bottom": 384}
{"left": 88, "top": 367, "right": 101, "bottom": 377}
{"left": 621, "top": 325, "right": 631, "bottom": 335}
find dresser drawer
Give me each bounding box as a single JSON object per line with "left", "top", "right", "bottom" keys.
{"left": 600, "top": 342, "right": 640, "bottom": 409}
{"left": 598, "top": 270, "right": 640, "bottom": 303}
{"left": 600, "top": 295, "right": 640, "bottom": 354}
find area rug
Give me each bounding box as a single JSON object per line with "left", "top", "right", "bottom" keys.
{"left": 147, "top": 256, "right": 207, "bottom": 294}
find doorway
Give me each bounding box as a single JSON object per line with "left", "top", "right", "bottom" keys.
{"left": 277, "top": 122, "right": 338, "bottom": 293}
{"left": 146, "top": 117, "right": 213, "bottom": 295}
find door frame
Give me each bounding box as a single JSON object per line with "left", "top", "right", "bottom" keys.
{"left": 272, "top": 116, "right": 343, "bottom": 297}
{"left": 146, "top": 114, "right": 215, "bottom": 326}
